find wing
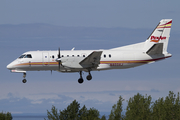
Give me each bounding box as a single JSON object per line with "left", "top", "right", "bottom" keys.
{"left": 79, "top": 51, "right": 102, "bottom": 68}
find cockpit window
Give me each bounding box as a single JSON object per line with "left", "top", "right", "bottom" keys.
{"left": 19, "top": 54, "right": 26, "bottom": 58}
{"left": 25, "top": 54, "right": 32, "bottom": 58}
{"left": 19, "top": 54, "right": 32, "bottom": 59}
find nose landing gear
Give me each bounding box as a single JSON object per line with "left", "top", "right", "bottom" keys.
{"left": 22, "top": 73, "right": 27, "bottom": 83}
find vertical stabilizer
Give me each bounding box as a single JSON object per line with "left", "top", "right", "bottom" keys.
{"left": 145, "top": 19, "right": 172, "bottom": 55}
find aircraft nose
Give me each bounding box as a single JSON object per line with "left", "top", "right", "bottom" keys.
{"left": 7, "top": 62, "right": 14, "bottom": 70}
{"left": 7, "top": 63, "right": 12, "bottom": 70}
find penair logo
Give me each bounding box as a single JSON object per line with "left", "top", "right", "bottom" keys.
{"left": 150, "top": 36, "right": 166, "bottom": 42}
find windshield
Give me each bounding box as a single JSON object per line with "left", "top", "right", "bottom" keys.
{"left": 18, "top": 54, "right": 26, "bottom": 58}
{"left": 18, "top": 54, "right": 32, "bottom": 59}
{"left": 24, "top": 54, "right": 32, "bottom": 58}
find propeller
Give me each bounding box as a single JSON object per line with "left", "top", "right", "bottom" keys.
{"left": 58, "top": 47, "right": 61, "bottom": 58}
{"left": 56, "top": 47, "right": 61, "bottom": 70}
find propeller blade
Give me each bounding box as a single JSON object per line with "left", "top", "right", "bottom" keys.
{"left": 57, "top": 47, "right": 61, "bottom": 70}
{"left": 58, "top": 47, "right": 61, "bottom": 58}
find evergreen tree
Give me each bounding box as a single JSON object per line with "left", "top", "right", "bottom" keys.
{"left": 0, "top": 112, "right": 12, "bottom": 120}
{"left": 151, "top": 91, "right": 180, "bottom": 120}
{"left": 59, "top": 100, "right": 80, "bottom": 120}
{"left": 46, "top": 105, "right": 60, "bottom": 120}
{"left": 100, "top": 115, "right": 106, "bottom": 120}
{"left": 45, "top": 100, "right": 101, "bottom": 120}
{"left": 86, "top": 108, "right": 100, "bottom": 120}
{"left": 78, "top": 105, "right": 88, "bottom": 120}
{"left": 125, "top": 93, "right": 152, "bottom": 120}
{"left": 45, "top": 91, "right": 180, "bottom": 120}
{"left": 109, "top": 96, "right": 124, "bottom": 120}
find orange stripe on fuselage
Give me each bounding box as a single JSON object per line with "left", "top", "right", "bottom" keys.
{"left": 100, "top": 60, "right": 151, "bottom": 64}
{"left": 15, "top": 57, "right": 170, "bottom": 67}
{"left": 15, "top": 62, "right": 59, "bottom": 66}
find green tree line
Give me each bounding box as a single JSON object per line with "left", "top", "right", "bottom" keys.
{"left": 0, "top": 112, "right": 12, "bottom": 120}
{"left": 45, "top": 91, "right": 180, "bottom": 120}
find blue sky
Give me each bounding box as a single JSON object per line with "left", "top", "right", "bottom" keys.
{"left": 0, "top": 0, "right": 180, "bottom": 115}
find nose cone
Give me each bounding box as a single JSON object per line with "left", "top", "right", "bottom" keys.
{"left": 7, "top": 60, "right": 17, "bottom": 70}
{"left": 7, "top": 62, "right": 13, "bottom": 70}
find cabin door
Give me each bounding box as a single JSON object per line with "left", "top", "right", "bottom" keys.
{"left": 42, "top": 52, "right": 49, "bottom": 66}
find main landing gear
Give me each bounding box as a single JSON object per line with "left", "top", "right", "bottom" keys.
{"left": 22, "top": 73, "right": 27, "bottom": 83}
{"left": 86, "top": 71, "right": 92, "bottom": 80}
{"left": 78, "top": 71, "right": 92, "bottom": 84}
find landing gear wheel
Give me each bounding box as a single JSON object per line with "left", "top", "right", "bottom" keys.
{"left": 86, "top": 74, "right": 92, "bottom": 81}
{"left": 22, "top": 79, "right": 27, "bottom": 83}
{"left": 78, "top": 78, "right": 84, "bottom": 84}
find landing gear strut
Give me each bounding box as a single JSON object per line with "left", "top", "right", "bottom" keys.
{"left": 86, "top": 71, "right": 92, "bottom": 81}
{"left": 78, "top": 71, "right": 93, "bottom": 84}
{"left": 78, "top": 71, "right": 84, "bottom": 84}
{"left": 22, "top": 73, "right": 27, "bottom": 83}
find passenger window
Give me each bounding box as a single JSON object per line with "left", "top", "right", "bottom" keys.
{"left": 67, "top": 55, "right": 69, "bottom": 57}
{"left": 109, "top": 54, "right": 111, "bottom": 58}
{"left": 83, "top": 55, "right": 85, "bottom": 57}
{"left": 77, "top": 55, "right": 79, "bottom": 57}
{"left": 52, "top": 55, "right": 54, "bottom": 59}
{"left": 72, "top": 55, "right": 74, "bottom": 57}
{"left": 62, "top": 55, "right": 64, "bottom": 57}
{"left": 104, "top": 54, "right": 106, "bottom": 58}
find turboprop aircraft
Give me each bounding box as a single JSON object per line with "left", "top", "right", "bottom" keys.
{"left": 7, "top": 19, "right": 172, "bottom": 84}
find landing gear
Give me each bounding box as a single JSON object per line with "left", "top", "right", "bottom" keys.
{"left": 78, "top": 71, "right": 84, "bottom": 84}
{"left": 78, "top": 71, "right": 92, "bottom": 84}
{"left": 86, "top": 71, "right": 92, "bottom": 81}
{"left": 22, "top": 79, "right": 27, "bottom": 83}
{"left": 78, "top": 78, "right": 84, "bottom": 84}
{"left": 22, "top": 73, "right": 27, "bottom": 83}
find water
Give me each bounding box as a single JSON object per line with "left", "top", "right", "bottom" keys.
{"left": 13, "top": 116, "right": 47, "bottom": 120}
{"left": 12, "top": 112, "right": 110, "bottom": 120}
{"left": 12, "top": 114, "right": 47, "bottom": 120}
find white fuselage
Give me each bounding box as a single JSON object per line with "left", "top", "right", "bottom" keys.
{"left": 7, "top": 49, "right": 170, "bottom": 73}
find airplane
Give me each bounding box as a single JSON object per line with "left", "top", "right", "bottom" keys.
{"left": 7, "top": 19, "right": 172, "bottom": 84}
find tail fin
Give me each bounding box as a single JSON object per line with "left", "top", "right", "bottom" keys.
{"left": 145, "top": 19, "right": 172, "bottom": 55}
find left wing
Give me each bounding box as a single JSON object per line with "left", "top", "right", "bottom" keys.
{"left": 79, "top": 51, "right": 102, "bottom": 68}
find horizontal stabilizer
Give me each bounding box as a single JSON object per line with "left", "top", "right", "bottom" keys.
{"left": 146, "top": 43, "right": 163, "bottom": 55}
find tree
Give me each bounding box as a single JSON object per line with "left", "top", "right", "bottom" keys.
{"left": 109, "top": 96, "right": 124, "bottom": 120}
{"left": 100, "top": 115, "right": 106, "bottom": 120}
{"left": 45, "top": 100, "right": 101, "bottom": 120}
{"left": 124, "top": 93, "right": 152, "bottom": 120}
{"left": 45, "top": 91, "right": 180, "bottom": 120}
{"left": 46, "top": 105, "right": 60, "bottom": 120}
{"left": 151, "top": 91, "right": 180, "bottom": 120}
{"left": 86, "top": 108, "right": 100, "bottom": 120}
{"left": 0, "top": 112, "right": 12, "bottom": 120}
{"left": 60, "top": 100, "right": 80, "bottom": 120}
{"left": 78, "top": 105, "right": 88, "bottom": 120}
